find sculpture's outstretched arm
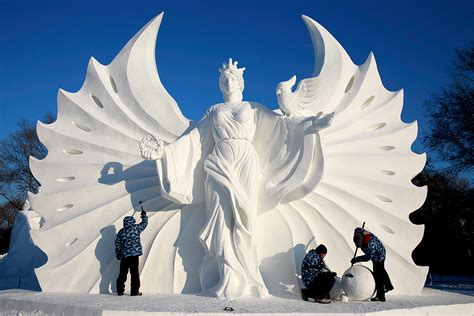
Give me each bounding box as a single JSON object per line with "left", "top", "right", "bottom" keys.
{"left": 140, "top": 134, "right": 164, "bottom": 160}
{"left": 312, "top": 111, "right": 335, "bottom": 131}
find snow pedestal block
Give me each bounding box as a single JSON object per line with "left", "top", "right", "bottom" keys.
{"left": 341, "top": 265, "right": 376, "bottom": 301}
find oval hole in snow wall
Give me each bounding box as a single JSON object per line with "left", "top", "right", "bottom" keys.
{"left": 65, "top": 238, "right": 78, "bottom": 247}
{"left": 56, "top": 177, "right": 75, "bottom": 182}
{"left": 376, "top": 195, "right": 392, "bottom": 203}
{"left": 63, "top": 149, "right": 83, "bottom": 155}
{"left": 57, "top": 204, "right": 74, "bottom": 212}
{"left": 345, "top": 76, "right": 355, "bottom": 93}
{"left": 90, "top": 95, "right": 104, "bottom": 108}
{"left": 381, "top": 225, "right": 395, "bottom": 234}
{"left": 367, "top": 123, "right": 386, "bottom": 131}
{"left": 110, "top": 76, "right": 118, "bottom": 93}
{"left": 72, "top": 121, "right": 91, "bottom": 132}
{"left": 379, "top": 170, "right": 395, "bottom": 176}
{"left": 377, "top": 146, "right": 395, "bottom": 151}
{"left": 360, "top": 96, "right": 375, "bottom": 110}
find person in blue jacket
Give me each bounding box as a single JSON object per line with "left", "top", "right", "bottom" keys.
{"left": 351, "top": 227, "right": 394, "bottom": 301}
{"left": 301, "top": 244, "right": 336, "bottom": 304}
{"left": 115, "top": 208, "right": 148, "bottom": 296}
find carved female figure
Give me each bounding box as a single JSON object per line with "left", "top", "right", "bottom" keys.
{"left": 140, "top": 58, "right": 333, "bottom": 298}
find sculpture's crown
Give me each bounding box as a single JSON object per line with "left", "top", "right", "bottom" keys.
{"left": 219, "top": 58, "right": 245, "bottom": 76}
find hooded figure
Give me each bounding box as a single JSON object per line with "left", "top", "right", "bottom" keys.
{"left": 115, "top": 210, "right": 148, "bottom": 296}
{"left": 351, "top": 227, "right": 394, "bottom": 302}
{"left": 301, "top": 244, "right": 336, "bottom": 304}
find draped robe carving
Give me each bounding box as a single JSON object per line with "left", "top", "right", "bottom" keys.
{"left": 156, "top": 101, "right": 324, "bottom": 297}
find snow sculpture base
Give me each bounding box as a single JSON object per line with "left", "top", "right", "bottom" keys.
{"left": 341, "top": 265, "right": 376, "bottom": 301}
{"left": 1, "top": 289, "right": 473, "bottom": 315}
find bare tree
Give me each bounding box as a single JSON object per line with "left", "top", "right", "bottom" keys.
{"left": 424, "top": 43, "right": 474, "bottom": 173}
{"left": 0, "top": 114, "right": 53, "bottom": 253}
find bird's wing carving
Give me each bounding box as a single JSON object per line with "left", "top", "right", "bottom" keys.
{"left": 293, "top": 76, "right": 320, "bottom": 114}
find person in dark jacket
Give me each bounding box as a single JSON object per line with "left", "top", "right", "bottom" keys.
{"left": 115, "top": 208, "right": 148, "bottom": 296}
{"left": 351, "top": 227, "right": 394, "bottom": 302}
{"left": 301, "top": 244, "right": 336, "bottom": 304}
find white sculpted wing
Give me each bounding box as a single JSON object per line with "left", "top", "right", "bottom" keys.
{"left": 28, "top": 13, "right": 203, "bottom": 293}
{"left": 257, "top": 16, "right": 427, "bottom": 297}
{"left": 293, "top": 77, "right": 320, "bottom": 114}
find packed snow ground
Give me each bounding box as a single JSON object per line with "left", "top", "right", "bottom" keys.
{"left": 0, "top": 288, "right": 473, "bottom": 315}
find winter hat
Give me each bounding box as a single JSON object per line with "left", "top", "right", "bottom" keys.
{"left": 315, "top": 244, "right": 327, "bottom": 254}
{"left": 353, "top": 228, "right": 364, "bottom": 247}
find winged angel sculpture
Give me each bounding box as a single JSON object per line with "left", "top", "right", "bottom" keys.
{"left": 28, "top": 13, "right": 427, "bottom": 297}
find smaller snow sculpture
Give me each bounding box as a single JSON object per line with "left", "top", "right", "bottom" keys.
{"left": 341, "top": 265, "right": 376, "bottom": 301}
{"left": 0, "top": 201, "right": 45, "bottom": 290}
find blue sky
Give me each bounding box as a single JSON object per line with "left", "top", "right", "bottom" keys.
{"left": 1, "top": 0, "right": 473, "bottom": 157}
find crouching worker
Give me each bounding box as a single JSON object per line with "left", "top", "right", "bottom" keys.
{"left": 115, "top": 207, "right": 148, "bottom": 296}
{"left": 301, "top": 244, "right": 336, "bottom": 304}
{"left": 352, "top": 227, "right": 394, "bottom": 302}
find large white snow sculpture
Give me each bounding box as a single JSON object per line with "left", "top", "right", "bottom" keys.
{"left": 27, "top": 13, "right": 427, "bottom": 297}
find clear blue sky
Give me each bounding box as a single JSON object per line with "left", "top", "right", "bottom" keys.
{"left": 1, "top": 0, "right": 473, "bottom": 156}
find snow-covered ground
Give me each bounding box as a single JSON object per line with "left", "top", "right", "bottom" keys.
{"left": 0, "top": 288, "right": 473, "bottom": 316}
{"left": 426, "top": 282, "right": 474, "bottom": 296}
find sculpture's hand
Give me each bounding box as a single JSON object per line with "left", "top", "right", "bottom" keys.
{"left": 139, "top": 134, "right": 164, "bottom": 160}
{"left": 312, "top": 111, "right": 335, "bottom": 131}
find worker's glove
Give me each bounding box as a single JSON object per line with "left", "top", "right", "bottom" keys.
{"left": 351, "top": 258, "right": 358, "bottom": 264}
{"left": 141, "top": 210, "right": 147, "bottom": 216}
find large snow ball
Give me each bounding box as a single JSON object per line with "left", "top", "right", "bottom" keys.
{"left": 341, "top": 265, "right": 376, "bottom": 301}
{"left": 329, "top": 276, "right": 344, "bottom": 300}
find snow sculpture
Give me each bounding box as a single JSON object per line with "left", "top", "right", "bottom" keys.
{"left": 26, "top": 13, "right": 427, "bottom": 297}
{"left": 342, "top": 265, "right": 376, "bottom": 301}
{"left": 0, "top": 201, "right": 46, "bottom": 291}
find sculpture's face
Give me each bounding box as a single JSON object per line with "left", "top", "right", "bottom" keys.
{"left": 220, "top": 73, "right": 241, "bottom": 95}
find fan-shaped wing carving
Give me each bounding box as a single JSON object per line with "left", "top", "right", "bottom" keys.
{"left": 257, "top": 16, "right": 427, "bottom": 297}
{"left": 28, "top": 13, "right": 195, "bottom": 292}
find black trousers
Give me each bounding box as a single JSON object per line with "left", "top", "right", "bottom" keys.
{"left": 305, "top": 272, "right": 336, "bottom": 299}
{"left": 373, "top": 260, "right": 392, "bottom": 298}
{"left": 116, "top": 256, "right": 140, "bottom": 294}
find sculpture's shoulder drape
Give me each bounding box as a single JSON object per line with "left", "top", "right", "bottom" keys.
{"left": 250, "top": 102, "right": 324, "bottom": 212}
{"left": 156, "top": 115, "right": 214, "bottom": 205}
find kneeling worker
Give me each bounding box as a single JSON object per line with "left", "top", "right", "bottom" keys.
{"left": 301, "top": 244, "right": 336, "bottom": 304}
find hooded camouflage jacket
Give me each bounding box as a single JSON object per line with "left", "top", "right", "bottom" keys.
{"left": 354, "top": 228, "right": 386, "bottom": 263}
{"left": 115, "top": 213, "right": 148, "bottom": 260}
{"left": 301, "top": 249, "right": 331, "bottom": 287}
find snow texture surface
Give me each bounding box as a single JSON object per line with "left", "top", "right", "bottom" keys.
{"left": 0, "top": 288, "right": 473, "bottom": 315}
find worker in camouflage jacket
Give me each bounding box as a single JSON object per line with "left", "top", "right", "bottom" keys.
{"left": 351, "top": 227, "right": 394, "bottom": 302}
{"left": 301, "top": 244, "right": 336, "bottom": 304}
{"left": 115, "top": 208, "right": 148, "bottom": 296}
